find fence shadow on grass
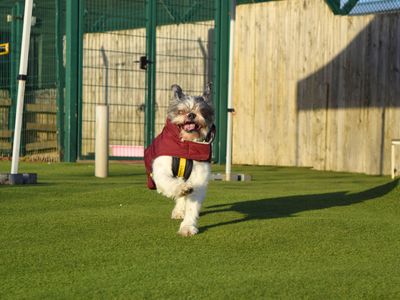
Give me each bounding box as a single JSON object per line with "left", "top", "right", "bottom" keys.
{"left": 200, "top": 179, "right": 399, "bottom": 232}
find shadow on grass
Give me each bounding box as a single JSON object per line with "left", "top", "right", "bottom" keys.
{"left": 0, "top": 182, "right": 55, "bottom": 188}
{"left": 200, "top": 179, "right": 399, "bottom": 232}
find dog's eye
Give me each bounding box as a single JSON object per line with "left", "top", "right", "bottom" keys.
{"left": 178, "top": 110, "right": 185, "bottom": 115}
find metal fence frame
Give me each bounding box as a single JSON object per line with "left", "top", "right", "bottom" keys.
{"left": 63, "top": 0, "right": 230, "bottom": 163}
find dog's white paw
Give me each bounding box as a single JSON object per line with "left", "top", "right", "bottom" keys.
{"left": 178, "top": 225, "right": 199, "bottom": 237}
{"left": 179, "top": 183, "right": 193, "bottom": 197}
{"left": 171, "top": 208, "right": 185, "bottom": 220}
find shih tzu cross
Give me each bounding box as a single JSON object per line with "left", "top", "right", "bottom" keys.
{"left": 144, "top": 83, "right": 215, "bottom": 236}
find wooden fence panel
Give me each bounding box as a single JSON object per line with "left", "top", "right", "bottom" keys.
{"left": 232, "top": 0, "right": 400, "bottom": 175}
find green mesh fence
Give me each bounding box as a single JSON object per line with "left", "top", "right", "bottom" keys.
{"left": 79, "top": 0, "right": 217, "bottom": 159}
{"left": 0, "top": 0, "right": 64, "bottom": 161}
{"left": 154, "top": 0, "right": 216, "bottom": 135}
{"left": 0, "top": 2, "right": 14, "bottom": 158}
{"left": 80, "top": 0, "right": 147, "bottom": 159}
{"left": 326, "top": 0, "right": 400, "bottom": 15}
{"left": 1, "top": 0, "right": 217, "bottom": 161}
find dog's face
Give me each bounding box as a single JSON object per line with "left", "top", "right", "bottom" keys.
{"left": 167, "top": 83, "right": 214, "bottom": 142}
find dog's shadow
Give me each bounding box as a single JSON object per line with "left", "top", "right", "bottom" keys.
{"left": 200, "top": 179, "right": 398, "bottom": 232}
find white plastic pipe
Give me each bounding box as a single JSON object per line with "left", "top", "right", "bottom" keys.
{"left": 226, "top": 0, "right": 236, "bottom": 181}
{"left": 100, "top": 47, "right": 109, "bottom": 105}
{"left": 11, "top": 0, "right": 33, "bottom": 174}
{"left": 95, "top": 105, "right": 109, "bottom": 178}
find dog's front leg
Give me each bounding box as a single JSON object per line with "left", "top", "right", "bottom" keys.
{"left": 152, "top": 156, "right": 193, "bottom": 199}
{"left": 178, "top": 190, "right": 205, "bottom": 236}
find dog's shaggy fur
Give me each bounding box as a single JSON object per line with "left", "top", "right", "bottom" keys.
{"left": 151, "top": 84, "right": 214, "bottom": 236}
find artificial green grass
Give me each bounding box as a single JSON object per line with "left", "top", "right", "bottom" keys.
{"left": 1, "top": 161, "right": 399, "bottom": 299}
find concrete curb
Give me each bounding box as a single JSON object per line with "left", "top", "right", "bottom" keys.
{"left": 211, "top": 173, "right": 252, "bottom": 181}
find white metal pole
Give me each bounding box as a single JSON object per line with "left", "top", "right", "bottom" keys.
{"left": 11, "top": 0, "right": 33, "bottom": 174}
{"left": 226, "top": 0, "right": 236, "bottom": 181}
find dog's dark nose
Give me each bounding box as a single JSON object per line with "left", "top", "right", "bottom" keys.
{"left": 187, "top": 112, "right": 196, "bottom": 120}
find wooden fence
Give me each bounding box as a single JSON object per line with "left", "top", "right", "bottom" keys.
{"left": 232, "top": 0, "right": 400, "bottom": 175}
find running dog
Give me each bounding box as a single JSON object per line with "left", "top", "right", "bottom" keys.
{"left": 144, "top": 83, "right": 215, "bottom": 236}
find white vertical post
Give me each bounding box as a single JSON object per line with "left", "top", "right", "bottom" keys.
{"left": 11, "top": 0, "right": 33, "bottom": 174}
{"left": 100, "top": 47, "right": 109, "bottom": 105}
{"left": 392, "top": 142, "right": 396, "bottom": 180}
{"left": 95, "top": 47, "right": 109, "bottom": 178}
{"left": 226, "top": 0, "right": 236, "bottom": 181}
{"left": 95, "top": 105, "right": 109, "bottom": 178}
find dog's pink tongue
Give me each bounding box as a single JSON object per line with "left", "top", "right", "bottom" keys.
{"left": 184, "top": 123, "right": 196, "bottom": 131}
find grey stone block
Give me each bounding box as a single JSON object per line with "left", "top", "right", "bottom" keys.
{"left": 0, "top": 173, "right": 38, "bottom": 185}
{"left": 9, "top": 174, "right": 24, "bottom": 185}
{"left": 23, "top": 173, "right": 37, "bottom": 184}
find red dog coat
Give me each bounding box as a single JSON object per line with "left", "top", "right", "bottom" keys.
{"left": 144, "top": 119, "right": 214, "bottom": 189}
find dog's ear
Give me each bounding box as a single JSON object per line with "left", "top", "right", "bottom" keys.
{"left": 171, "top": 84, "right": 185, "bottom": 101}
{"left": 203, "top": 82, "right": 212, "bottom": 104}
